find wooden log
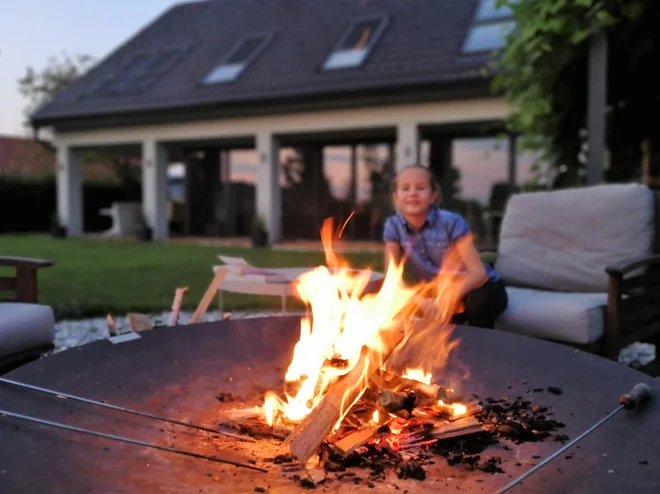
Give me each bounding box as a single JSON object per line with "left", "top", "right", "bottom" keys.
{"left": 127, "top": 313, "right": 153, "bottom": 333}
{"left": 330, "top": 425, "right": 379, "bottom": 456}
{"left": 191, "top": 268, "right": 227, "bottom": 323}
{"left": 286, "top": 327, "right": 406, "bottom": 465}
{"left": 106, "top": 314, "right": 117, "bottom": 336}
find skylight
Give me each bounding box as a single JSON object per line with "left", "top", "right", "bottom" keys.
{"left": 323, "top": 15, "right": 389, "bottom": 70}
{"left": 91, "top": 45, "right": 190, "bottom": 98}
{"left": 203, "top": 34, "right": 272, "bottom": 84}
{"left": 463, "top": 0, "right": 516, "bottom": 54}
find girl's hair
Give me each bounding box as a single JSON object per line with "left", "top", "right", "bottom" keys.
{"left": 391, "top": 164, "right": 442, "bottom": 205}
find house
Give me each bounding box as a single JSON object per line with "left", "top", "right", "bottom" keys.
{"left": 30, "top": 0, "right": 524, "bottom": 242}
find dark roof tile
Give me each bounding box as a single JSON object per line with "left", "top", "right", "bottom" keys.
{"left": 32, "top": 0, "right": 494, "bottom": 125}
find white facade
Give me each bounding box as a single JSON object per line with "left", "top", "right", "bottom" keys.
{"left": 54, "top": 96, "right": 510, "bottom": 241}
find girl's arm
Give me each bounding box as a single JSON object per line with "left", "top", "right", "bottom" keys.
{"left": 454, "top": 234, "right": 487, "bottom": 299}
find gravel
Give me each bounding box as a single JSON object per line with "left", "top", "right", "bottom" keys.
{"left": 53, "top": 310, "right": 305, "bottom": 353}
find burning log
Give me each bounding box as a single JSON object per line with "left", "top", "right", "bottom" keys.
{"left": 285, "top": 327, "right": 406, "bottom": 465}
{"left": 372, "top": 370, "right": 451, "bottom": 402}
{"left": 330, "top": 425, "right": 380, "bottom": 456}
{"left": 378, "top": 389, "right": 420, "bottom": 414}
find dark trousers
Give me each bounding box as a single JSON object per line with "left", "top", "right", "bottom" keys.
{"left": 451, "top": 281, "right": 508, "bottom": 329}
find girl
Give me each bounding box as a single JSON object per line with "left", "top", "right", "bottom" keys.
{"left": 383, "top": 164, "right": 508, "bottom": 329}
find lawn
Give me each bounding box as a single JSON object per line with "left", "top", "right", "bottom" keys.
{"left": 1, "top": 235, "right": 384, "bottom": 320}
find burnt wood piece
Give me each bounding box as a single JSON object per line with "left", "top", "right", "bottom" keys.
{"left": 0, "top": 256, "right": 53, "bottom": 303}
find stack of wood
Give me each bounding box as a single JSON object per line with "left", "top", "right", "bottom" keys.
{"left": 221, "top": 360, "right": 484, "bottom": 467}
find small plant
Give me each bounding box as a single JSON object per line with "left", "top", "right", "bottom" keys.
{"left": 136, "top": 212, "right": 153, "bottom": 242}
{"left": 250, "top": 215, "right": 269, "bottom": 247}
{"left": 49, "top": 213, "right": 66, "bottom": 238}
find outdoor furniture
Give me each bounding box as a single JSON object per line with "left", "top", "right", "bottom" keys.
{"left": 0, "top": 256, "right": 56, "bottom": 374}
{"left": 489, "top": 183, "right": 660, "bottom": 360}
{"left": 213, "top": 256, "right": 385, "bottom": 312}
{"left": 100, "top": 202, "right": 142, "bottom": 237}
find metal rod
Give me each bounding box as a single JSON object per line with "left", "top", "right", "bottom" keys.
{"left": 0, "top": 377, "right": 254, "bottom": 442}
{"left": 495, "top": 406, "right": 623, "bottom": 494}
{"left": 0, "top": 408, "right": 267, "bottom": 473}
{"left": 496, "top": 383, "right": 652, "bottom": 494}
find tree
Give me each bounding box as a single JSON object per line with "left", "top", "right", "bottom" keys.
{"left": 491, "top": 0, "right": 657, "bottom": 187}
{"left": 18, "top": 52, "right": 95, "bottom": 122}
{"left": 18, "top": 53, "right": 141, "bottom": 185}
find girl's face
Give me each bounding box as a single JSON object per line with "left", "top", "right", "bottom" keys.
{"left": 393, "top": 167, "right": 438, "bottom": 217}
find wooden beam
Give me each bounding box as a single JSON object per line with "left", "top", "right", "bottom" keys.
{"left": 190, "top": 268, "right": 227, "bottom": 323}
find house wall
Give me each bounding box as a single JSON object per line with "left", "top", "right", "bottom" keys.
{"left": 53, "top": 96, "right": 510, "bottom": 241}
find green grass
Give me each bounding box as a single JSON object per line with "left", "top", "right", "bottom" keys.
{"left": 1, "top": 235, "right": 384, "bottom": 319}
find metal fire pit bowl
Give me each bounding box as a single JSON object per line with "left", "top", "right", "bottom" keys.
{"left": 1, "top": 316, "right": 659, "bottom": 493}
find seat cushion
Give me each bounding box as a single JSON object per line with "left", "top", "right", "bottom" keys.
{"left": 0, "top": 303, "right": 55, "bottom": 358}
{"left": 494, "top": 287, "right": 607, "bottom": 345}
{"left": 495, "top": 184, "right": 655, "bottom": 292}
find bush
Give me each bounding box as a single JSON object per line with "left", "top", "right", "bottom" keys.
{"left": 0, "top": 176, "right": 141, "bottom": 233}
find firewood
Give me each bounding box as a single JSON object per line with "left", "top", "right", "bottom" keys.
{"left": 167, "top": 287, "right": 188, "bottom": 326}
{"left": 191, "top": 268, "right": 227, "bottom": 323}
{"left": 106, "top": 314, "right": 117, "bottom": 336}
{"left": 330, "top": 425, "right": 379, "bottom": 456}
{"left": 372, "top": 370, "right": 449, "bottom": 401}
{"left": 428, "top": 416, "right": 482, "bottom": 439}
{"left": 378, "top": 389, "right": 420, "bottom": 413}
{"left": 285, "top": 326, "right": 407, "bottom": 465}
{"left": 127, "top": 313, "right": 153, "bottom": 333}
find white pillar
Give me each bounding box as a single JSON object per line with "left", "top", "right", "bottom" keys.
{"left": 142, "top": 139, "right": 169, "bottom": 240}
{"left": 396, "top": 122, "right": 420, "bottom": 172}
{"left": 56, "top": 144, "right": 83, "bottom": 236}
{"left": 255, "top": 132, "right": 281, "bottom": 243}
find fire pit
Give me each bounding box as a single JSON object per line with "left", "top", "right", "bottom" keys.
{"left": 1, "top": 317, "right": 659, "bottom": 493}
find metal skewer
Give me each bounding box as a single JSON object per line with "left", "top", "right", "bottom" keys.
{"left": 495, "top": 383, "right": 652, "bottom": 494}
{"left": 0, "top": 377, "right": 254, "bottom": 442}
{"left": 0, "top": 408, "right": 267, "bottom": 472}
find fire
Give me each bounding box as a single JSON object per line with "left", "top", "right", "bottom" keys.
{"left": 263, "top": 218, "right": 468, "bottom": 427}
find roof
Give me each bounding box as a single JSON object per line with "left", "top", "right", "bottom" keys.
{"left": 31, "top": 0, "right": 505, "bottom": 129}
{"left": 0, "top": 135, "right": 55, "bottom": 175}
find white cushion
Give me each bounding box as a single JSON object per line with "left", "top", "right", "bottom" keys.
{"left": 495, "top": 184, "right": 654, "bottom": 292}
{"left": 495, "top": 287, "right": 607, "bottom": 345}
{"left": 0, "top": 303, "right": 55, "bottom": 358}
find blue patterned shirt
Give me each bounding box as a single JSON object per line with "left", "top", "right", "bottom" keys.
{"left": 382, "top": 207, "right": 500, "bottom": 283}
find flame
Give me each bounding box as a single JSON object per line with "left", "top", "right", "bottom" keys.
{"left": 372, "top": 410, "right": 379, "bottom": 423}
{"left": 438, "top": 400, "right": 467, "bottom": 417}
{"left": 402, "top": 368, "right": 432, "bottom": 385}
{"left": 263, "top": 218, "right": 469, "bottom": 427}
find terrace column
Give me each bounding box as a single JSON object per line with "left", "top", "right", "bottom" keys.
{"left": 142, "top": 139, "right": 169, "bottom": 240}
{"left": 255, "top": 132, "right": 281, "bottom": 243}
{"left": 395, "top": 122, "right": 420, "bottom": 172}
{"left": 56, "top": 144, "right": 83, "bottom": 237}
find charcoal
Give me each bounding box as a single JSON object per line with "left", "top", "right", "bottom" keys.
{"left": 397, "top": 462, "right": 426, "bottom": 481}
{"left": 547, "top": 387, "right": 562, "bottom": 395}
{"left": 299, "top": 477, "right": 316, "bottom": 489}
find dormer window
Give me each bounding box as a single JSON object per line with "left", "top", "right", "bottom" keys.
{"left": 463, "top": 0, "right": 516, "bottom": 54}
{"left": 322, "top": 15, "right": 389, "bottom": 70}
{"left": 203, "top": 34, "right": 272, "bottom": 84}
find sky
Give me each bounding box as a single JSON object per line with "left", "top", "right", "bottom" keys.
{"left": 0, "top": 0, "right": 182, "bottom": 135}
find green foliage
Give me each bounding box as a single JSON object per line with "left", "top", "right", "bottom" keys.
{"left": 491, "top": 0, "right": 651, "bottom": 186}
{"left": 18, "top": 52, "right": 95, "bottom": 121}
